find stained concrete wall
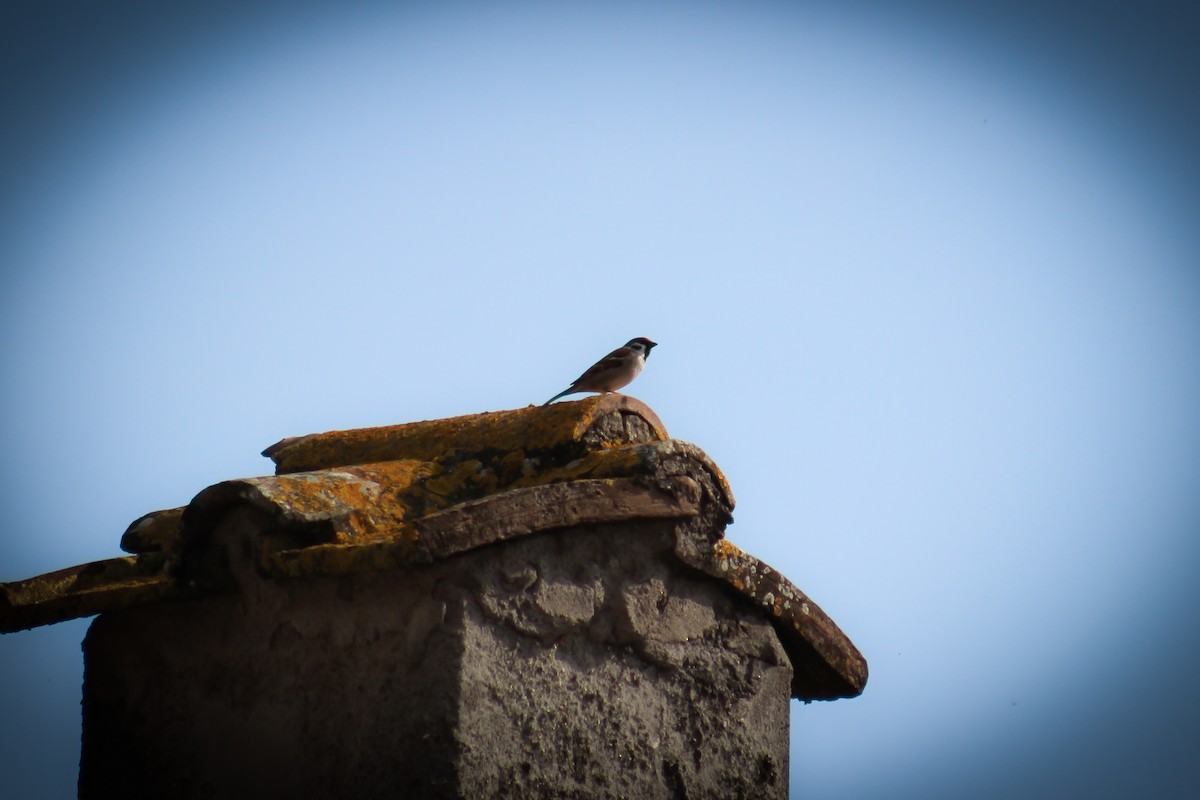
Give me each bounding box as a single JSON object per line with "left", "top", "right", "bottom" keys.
{"left": 80, "top": 509, "right": 791, "bottom": 799}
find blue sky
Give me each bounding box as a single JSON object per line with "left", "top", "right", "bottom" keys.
{"left": 2, "top": 1, "right": 1198, "bottom": 797}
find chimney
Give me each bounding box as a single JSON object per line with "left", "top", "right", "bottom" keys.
{"left": 1, "top": 396, "right": 866, "bottom": 799}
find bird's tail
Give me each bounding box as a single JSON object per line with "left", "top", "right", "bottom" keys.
{"left": 542, "top": 388, "right": 575, "bottom": 406}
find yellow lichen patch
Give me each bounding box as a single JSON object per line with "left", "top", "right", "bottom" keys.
{"left": 259, "top": 537, "right": 425, "bottom": 579}
{"left": 1, "top": 554, "right": 184, "bottom": 634}
{"left": 709, "top": 543, "right": 767, "bottom": 595}
{"left": 506, "top": 444, "right": 646, "bottom": 489}
{"left": 420, "top": 459, "right": 501, "bottom": 507}
{"left": 500, "top": 439, "right": 735, "bottom": 512}
{"left": 181, "top": 460, "right": 435, "bottom": 555}
{"left": 3, "top": 566, "right": 97, "bottom": 608}
{"left": 120, "top": 507, "right": 185, "bottom": 557}
{"left": 713, "top": 539, "right": 744, "bottom": 560}
{"left": 496, "top": 448, "right": 531, "bottom": 485}
{"left": 256, "top": 460, "right": 437, "bottom": 544}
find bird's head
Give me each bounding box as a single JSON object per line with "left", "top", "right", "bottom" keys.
{"left": 627, "top": 337, "right": 657, "bottom": 357}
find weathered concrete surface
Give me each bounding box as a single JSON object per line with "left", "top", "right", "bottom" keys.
{"left": 456, "top": 522, "right": 790, "bottom": 799}
{"left": 80, "top": 510, "right": 790, "bottom": 799}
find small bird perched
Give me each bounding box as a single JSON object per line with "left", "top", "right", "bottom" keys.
{"left": 543, "top": 337, "right": 658, "bottom": 406}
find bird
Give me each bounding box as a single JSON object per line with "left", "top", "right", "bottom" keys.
{"left": 543, "top": 337, "right": 658, "bottom": 406}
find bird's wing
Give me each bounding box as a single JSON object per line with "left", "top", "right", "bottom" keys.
{"left": 572, "top": 346, "right": 632, "bottom": 383}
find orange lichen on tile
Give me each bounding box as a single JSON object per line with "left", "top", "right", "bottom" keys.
{"left": 183, "top": 442, "right": 700, "bottom": 574}
{"left": 184, "top": 460, "right": 435, "bottom": 550}
{"left": 176, "top": 434, "right": 733, "bottom": 586}
{"left": 263, "top": 395, "right": 668, "bottom": 475}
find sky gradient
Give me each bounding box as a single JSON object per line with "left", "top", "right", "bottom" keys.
{"left": 2, "top": 2, "right": 1198, "bottom": 797}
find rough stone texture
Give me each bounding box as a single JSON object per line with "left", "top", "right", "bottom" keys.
{"left": 455, "top": 523, "right": 790, "bottom": 799}
{"left": 79, "top": 510, "right": 790, "bottom": 799}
